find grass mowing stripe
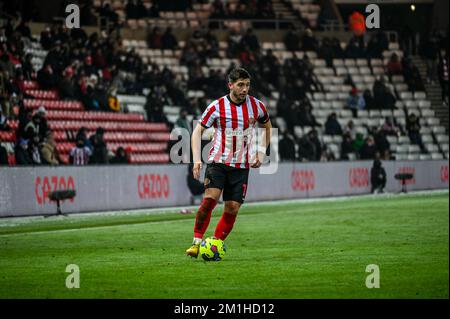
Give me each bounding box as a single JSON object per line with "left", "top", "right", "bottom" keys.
{"left": 0, "top": 191, "right": 447, "bottom": 235}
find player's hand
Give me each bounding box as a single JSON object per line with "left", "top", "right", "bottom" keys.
{"left": 193, "top": 162, "right": 202, "bottom": 180}
{"left": 251, "top": 152, "right": 264, "bottom": 168}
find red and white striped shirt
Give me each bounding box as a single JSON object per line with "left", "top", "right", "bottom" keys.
{"left": 70, "top": 146, "right": 92, "bottom": 165}
{"left": 200, "top": 95, "right": 270, "bottom": 169}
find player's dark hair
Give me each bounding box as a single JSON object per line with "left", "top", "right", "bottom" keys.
{"left": 228, "top": 68, "right": 251, "bottom": 83}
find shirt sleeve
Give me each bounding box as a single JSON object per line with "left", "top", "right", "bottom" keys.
{"left": 256, "top": 100, "right": 270, "bottom": 124}
{"left": 200, "top": 101, "right": 218, "bottom": 128}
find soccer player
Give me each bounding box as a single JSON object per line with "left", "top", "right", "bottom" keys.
{"left": 186, "top": 67, "right": 272, "bottom": 257}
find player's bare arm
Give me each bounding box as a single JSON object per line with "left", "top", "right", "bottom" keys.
{"left": 251, "top": 119, "right": 272, "bottom": 168}
{"left": 191, "top": 122, "right": 205, "bottom": 180}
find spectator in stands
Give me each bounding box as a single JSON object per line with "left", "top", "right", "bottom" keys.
{"left": 175, "top": 108, "right": 192, "bottom": 135}
{"left": 278, "top": 132, "right": 296, "bottom": 162}
{"left": 438, "top": 49, "right": 449, "bottom": 106}
{"left": 359, "top": 136, "right": 378, "bottom": 160}
{"left": 346, "top": 87, "right": 365, "bottom": 118}
{"left": 98, "top": 2, "right": 119, "bottom": 27}
{"left": 180, "top": 43, "right": 200, "bottom": 68}
{"left": 70, "top": 136, "right": 92, "bottom": 165}
{"left": 43, "top": 41, "right": 65, "bottom": 76}
{"left": 110, "top": 147, "right": 129, "bottom": 164}
{"left": 125, "top": 0, "right": 139, "bottom": 19}
{"left": 344, "top": 120, "right": 356, "bottom": 139}
{"left": 309, "top": 129, "right": 324, "bottom": 162}
{"left": 372, "top": 76, "right": 396, "bottom": 110}
{"left": 382, "top": 117, "right": 402, "bottom": 137}
{"left": 362, "top": 89, "right": 375, "bottom": 110}
{"left": 36, "top": 106, "right": 49, "bottom": 142}
{"left": 17, "top": 106, "right": 32, "bottom": 139}
{"left": 330, "top": 38, "right": 345, "bottom": 59}
{"left": 188, "top": 62, "right": 207, "bottom": 90}
{"left": 261, "top": 49, "right": 281, "bottom": 90}
{"left": 147, "top": 27, "right": 162, "bottom": 49}
{"left": 15, "top": 19, "right": 32, "bottom": 40}
{"left": 282, "top": 100, "right": 299, "bottom": 134}
{"left": 284, "top": 26, "right": 301, "bottom": 52}
{"left": 89, "top": 127, "right": 109, "bottom": 164}
{"left": 71, "top": 126, "right": 93, "bottom": 151}
{"left": 402, "top": 57, "right": 424, "bottom": 93}
{"left": 59, "top": 66, "right": 77, "bottom": 99}
{"left": 148, "top": 1, "right": 160, "bottom": 17}
{"left": 340, "top": 132, "right": 354, "bottom": 160}
{"left": 297, "top": 131, "right": 316, "bottom": 162}
{"left": 0, "top": 107, "right": 11, "bottom": 131}
{"left": 28, "top": 135, "right": 43, "bottom": 165}
{"left": 37, "top": 63, "right": 56, "bottom": 90}
{"left": 15, "top": 138, "right": 33, "bottom": 165}
{"left": 420, "top": 33, "right": 439, "bottom": 84}
{"left": 370, "top": 159, "right": 387, "bottom": 194}
{"left": 24, "top": 113, "right": 41, "bottom": 141}
{"left": 210, "top": 0, "right": 226, "bottom": 22}
{"left": 366, "top": 31, "right": 388, "bottom": 59}
{"left": 41, "top": 132, "right": 60, "bottom": 165}
{"left": 352, "top": 132, "right": 365, "bottom": 154}
{"left": 318, "top": 37, "right": 334, "bottom": 68}
{"left": 161, "top": 27, "right": 178, "bottom": 50}
{"left": 406, "top": 113, "right": 427, "bottom": 153}
{"left": 386, "top": 53, "right": 403, "bottom": 78}
{"left": 0, "top": 143, "right": 8, "bottom": 165}
{"left": 300, "top": 55, "right": 324, "bottom": 93}
{"left": 324, "top": 113, "right": 343, "bottom": 136}
{"left": 83, "top": 56, "right": 97, "bottom": 77}
{"left": 21, "top": 53, "right": 34, "bottom": 80}
{"left": 374, "top": 129, "right": 390, "bottom": 160}
{"left": 0, "top": 43, "right": 14, "bottom": 76}
{"left": 226, "top": 29, "right": 243, "bottom": 58}
{"left": 383, "top": 86, "right": 397, "bottom": 110}
{"left": 241, "top": 28, "right": 260, "bottom": 52}
{"left": 298, "top": 98, "right": 320, "bottom": 128}
{"left": 301, "top": 29, "right": 318, "bottom": 52}
{"left": 345, "top": 36, "right": 365, "bottom": 59}
{"left": 203, "top": 29, "right": 220, "bottom": 58}
{"left": 320, "top": 148, "right": 336, "bottom": 162}
{"left": 39, "top": 25, "right": 53, "bottom": 50}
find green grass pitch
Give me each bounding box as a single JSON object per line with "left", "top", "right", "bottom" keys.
{"left": 0, "top": 191, "right": 448, "bottom": 299}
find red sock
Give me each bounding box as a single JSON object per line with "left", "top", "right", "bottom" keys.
{"left": 193, "top": 198, "right": 217, "bottom": 239}
{"left": 214, "top": 212, "right": 237, "bottom": 240}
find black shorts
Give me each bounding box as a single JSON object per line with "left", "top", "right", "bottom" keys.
{"left": 204, "top": 162, "right": 250, "bottom": 203}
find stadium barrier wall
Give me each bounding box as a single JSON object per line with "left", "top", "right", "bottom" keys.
{"left": 0, "top": 160, "right": 448, "bottom": 217}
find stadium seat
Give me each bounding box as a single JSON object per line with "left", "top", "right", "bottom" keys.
{"left": 431, "top": 153, "right": 444, "bottom": 160}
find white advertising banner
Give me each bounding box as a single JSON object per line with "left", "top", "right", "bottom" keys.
{"left": 0, "top": 160, "right": 448, "bottom": 217}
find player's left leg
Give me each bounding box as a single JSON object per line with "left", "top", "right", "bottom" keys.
{"left": 213, "top": 166, "right": 249, "bottom": 240}
{"left": 214, "top": 200, "right": 241, "bottom": 240}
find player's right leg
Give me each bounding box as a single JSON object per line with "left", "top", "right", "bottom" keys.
{"left": 186, "top": 163, "right": 225, "bottom": 258}
{"left": 186, "top": 188, "right": 222, "bottom": 257}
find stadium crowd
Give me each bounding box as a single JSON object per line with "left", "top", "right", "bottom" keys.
{"left": 0, "top": 7, "right": 449, "bottom": 166}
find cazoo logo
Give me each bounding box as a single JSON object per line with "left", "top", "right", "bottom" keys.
{"left": 35, "top": 175, "right": 75, "bottom": 205}
{"left": 349, "top": 168, "right": 369, "bottom": 188}
{"left": 291, "top": 169, "right": 315, "bottom": 192}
